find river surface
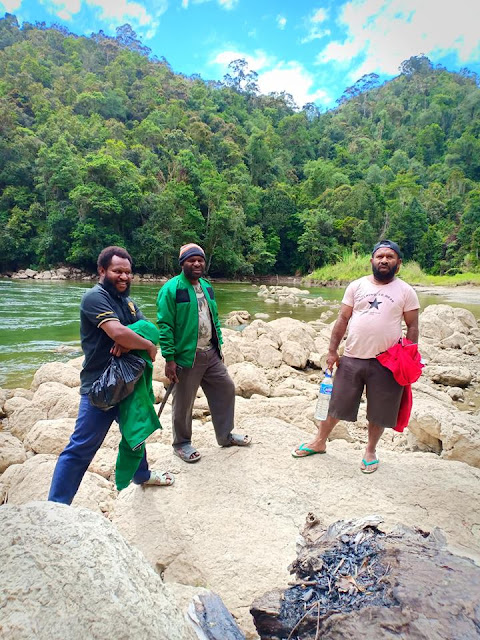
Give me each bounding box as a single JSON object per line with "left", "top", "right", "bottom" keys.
{"left": 1, "top": 278, "right": 479, "bottom": 389}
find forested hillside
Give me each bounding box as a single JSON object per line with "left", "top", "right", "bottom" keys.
{"left": 0, "top": 14, "right": 479, "bottom": 276}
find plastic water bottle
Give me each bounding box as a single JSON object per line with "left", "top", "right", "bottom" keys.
{"left": 314, "top": 370, "right": 333, "bottom": 421}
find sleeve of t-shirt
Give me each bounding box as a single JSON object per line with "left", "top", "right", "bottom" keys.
{"left": 81, "top": 289, "right": 119, "bottom": 328}
{"left": 342, "top": 281, "right": 356, "bottom": 307}
{"left": 403, "top": 285, "right": 420, "bottom": 312}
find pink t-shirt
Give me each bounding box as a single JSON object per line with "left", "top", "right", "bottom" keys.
{"left": 342, "top": 276, "right": 419, "bottom": 359}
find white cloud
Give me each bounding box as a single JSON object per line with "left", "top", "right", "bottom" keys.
{"left": 211, "top": 49, "right": 331, "bottom": 107}
{"left": 218, "top": 0, "right": 238, "bottom": 8}
{"left": 85, "top": 0, "right": 160, "bottom": 27}
{"left": 212, "top": 49, "right": 274, "bottom": 71}
{"left": 312, "top": 8, "right": 327, "bottom": 23}
{"left": 39, "top": 0, "right": 165, "bottom": 29}
{"left": 182, "top": 0, "right": 239, "bottom": 8}
{"left": 277, "top": 14, "right": 287, "bottom": 30}
{"left": 0, "top": 0, "right": 23, "bottom": 10}
{"left": 317, "top": 0, "right": 480, "bottom": 81}
{"left": 39, "top": 0, "right": 81, "bottom": 21}
{"left": 301, "top": 7, "right": 330, "bottom": 44}
{"left": 258, "top": 62, "right": 330, "bottom": 107}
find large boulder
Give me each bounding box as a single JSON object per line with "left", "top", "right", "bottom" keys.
{"left": 225, "top": 310, "right": 251, "bottom": 326}
{"left": 222, "top": 335, "right": 246, "bottom": 366}
{"left": 7, "top": 404, "right": 45, "bottom": 440}
{"left": 24, "top": 418, "right": 76, "bottom": 455}
{"left": 426, "top": 365, "right": 472, "bottom": 387}
{"left": 0, "top": 455, "right": 113, "bottom": 515}
{"left": 280, "top": 340, "right": 310, "bottom": 369}
{"left": 32, "top": 382, "right": 80, "bottom": 417}
{"left": 241, "top": 319, "right": 282, "bottom": 348}
{"left": 440, "top": 331, "right": 469, "bottom": 349}
{"left": 7, "top": 382, "right": 80, "bottom": 440}
{"left": 228, "top": 362, "right": 270, "bottom": 398}
{"left": 255, "top": 343, "right": 283, "bottom": 369}
{"left": 408, "top": 394, "right": 480, "bottom": 467}
{"left": 420, "top": 304, "right": 478, "bottom": 344}
{"left": 267, "top": 317, "right": 316, "bottom": 353}
{"left": 31, "top": 361, "right": 80, "bottom": 389}
{"left": 0, "top": 502, "right": 197, "bottom": 640}
{"left": 0, "top": 388, "right": 9, "bottom": 417}
{"left": 0, "top": 432, "right": 27, "bottom": 473}
{"left": 3, "top": 395, "right": 30, "bottom": 416}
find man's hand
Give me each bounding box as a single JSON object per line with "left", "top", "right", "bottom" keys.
{"left": 325, "top": 303, "right": 352, "bottom": 370}
{"left": 326, "top": 350, "right": 340, "bottom": 370}
{"left": 165, "top": 360, "right": 179, "bottom": 383}
{"left": 110, "top": 342, "right": 130, "bottom": 357}
{"left": 102, "top": 320, "right": 158, "bottom": 360}
{"left": 147, "top": 343, "right": 158, "bottom": 362}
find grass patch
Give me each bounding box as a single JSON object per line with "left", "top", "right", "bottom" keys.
{"left": 306, "top": 253, "right": 480, "bottom": 286}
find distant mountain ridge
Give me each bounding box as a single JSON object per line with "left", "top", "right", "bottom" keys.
{"left": 0, "top": 14, "right": 479, "bottom": 276}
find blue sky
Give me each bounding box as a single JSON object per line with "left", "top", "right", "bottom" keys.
{"left": 2, "top": 0, "right": 479, "bottom": 108}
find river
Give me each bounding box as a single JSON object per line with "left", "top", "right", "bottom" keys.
{"left": 1, "top": 278, "right": 479, "bottom": 389}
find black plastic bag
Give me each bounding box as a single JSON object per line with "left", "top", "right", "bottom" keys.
{"left": 88, "top": 354, "right": 146, "bottom": 410}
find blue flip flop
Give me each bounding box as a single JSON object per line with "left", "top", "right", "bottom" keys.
{"left": 291, "top": 443, "right": 326, "bottom": 458}
{"left": 361, "top": 458, "right": 379, "bottom": 474}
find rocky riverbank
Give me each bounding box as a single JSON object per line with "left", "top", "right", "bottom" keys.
{"left": 4, "top": 266, "right": 171, "bottom": 283}
{"left": 3, "top": 268, "right": 310, "bottom": 286}
{"left": 1, "top": 303, "right": 480, "bottom": 638}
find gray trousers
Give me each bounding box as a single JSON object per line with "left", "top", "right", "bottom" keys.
{"left": 172, "top": 348, "right": 235, "bottom": 447}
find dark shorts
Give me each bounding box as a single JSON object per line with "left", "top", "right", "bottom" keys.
{"left": 328, "top": 356, "right": 403, "bottom": 429}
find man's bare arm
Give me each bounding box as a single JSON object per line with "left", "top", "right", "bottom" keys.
{"left": 101, "top": 320, "right": 158, "bottom": 361}
{"left": 404, "top": 309, "right": 419, "bottom": 344}
{"left": 326, "top": 303, "right": 353, "bottom": 369}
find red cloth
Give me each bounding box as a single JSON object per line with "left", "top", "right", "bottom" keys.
{"left": 376, "top": 339, "right": 423, "bottom": 432}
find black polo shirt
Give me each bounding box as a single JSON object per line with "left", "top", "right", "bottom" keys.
{"left": 79, "top": 283, "right": 144, "bottom": 394}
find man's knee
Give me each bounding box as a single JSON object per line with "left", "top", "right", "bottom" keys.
{"left": 222, "top": 374, "right": 236, "bottom": 397}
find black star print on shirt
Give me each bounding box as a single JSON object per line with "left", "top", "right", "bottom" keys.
{"left": 369, "top": 297, "right": 382, "bottom": 309}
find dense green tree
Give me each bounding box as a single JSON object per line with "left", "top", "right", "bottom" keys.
{"left": 0, "top": 14, "right": 478, "bottom": 276}
{"left": 388, "top": 198, "right": 428, "bottom": 261}
{"left": 297, "top": 209, "right": 338, "bottom": 271}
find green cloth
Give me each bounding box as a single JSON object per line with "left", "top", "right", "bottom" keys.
{"left": 156, "top": 272, "right": 223, "bottom": 368}
{"left": 115, "top": 319, "right": 161, "bottom": 491}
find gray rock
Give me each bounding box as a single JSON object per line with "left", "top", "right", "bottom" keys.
{"left": 228, "top": 362, "right": 270, "bottom": 397}
{"left": 0, "top": 502, "right": 197, "bottom": 640}
{"left": 0, "top": 432, "right": 26, "bottom": 473}
{"left": 447, "top": 387, "right": 465, "bottom": 401}
{"left": 428, "top": 366, "right": 472, "bottom": 387}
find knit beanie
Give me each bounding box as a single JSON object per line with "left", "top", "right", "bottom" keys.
{"left": 178, "top": 243, "right": 205, "bottom": 265}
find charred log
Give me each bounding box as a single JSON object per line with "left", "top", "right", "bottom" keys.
{"left": 251, "top": 515, "right": 480, "bottom": 640}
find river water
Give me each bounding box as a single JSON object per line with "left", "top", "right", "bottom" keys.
{"left": 1, "top": 278, "right": 479, "bottom": 389}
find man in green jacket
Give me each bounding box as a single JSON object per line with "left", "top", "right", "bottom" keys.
{"left": 156, "top": 243, "right": 251, "bottom": 463}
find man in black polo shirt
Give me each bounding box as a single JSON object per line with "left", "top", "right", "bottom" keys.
{"left": 48, "top": 246, "right": 174, "bottom": 505}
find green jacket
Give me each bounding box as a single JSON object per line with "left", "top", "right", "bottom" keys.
{"left": 156, "top": 272, "right": 223, "bottom": 368}
{"left": 115, "top": 319, "right": 161, "bottom": 491}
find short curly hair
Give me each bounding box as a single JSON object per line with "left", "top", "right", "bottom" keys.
{"left": 97, "top": 246, "right": 132, "bottom": 271}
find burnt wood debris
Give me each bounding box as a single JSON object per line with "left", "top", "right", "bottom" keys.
{"left": 251, "top": 515, "right": 480, "bottom": 640}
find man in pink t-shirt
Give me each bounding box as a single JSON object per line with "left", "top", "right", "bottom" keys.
{"left": 292, "top": 240, "right": 419, "bottom": 474}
